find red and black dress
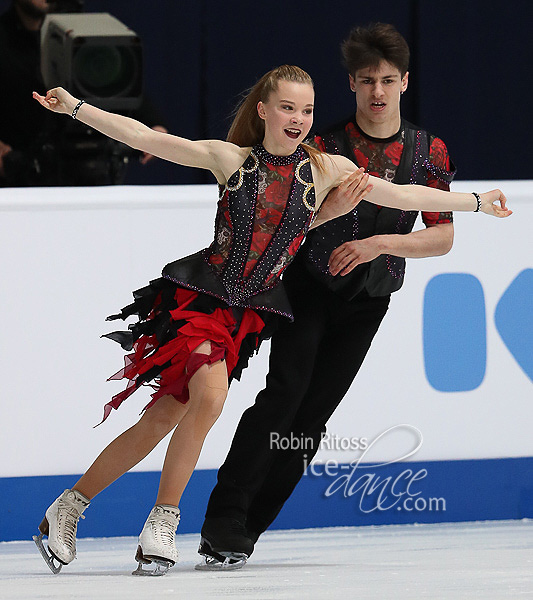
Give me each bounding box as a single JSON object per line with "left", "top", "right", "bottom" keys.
{"left": 100, "top": 144, "right": 316, "bottom": 422}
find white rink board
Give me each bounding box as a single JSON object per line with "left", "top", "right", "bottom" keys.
{"left": 0, "top": 181, "right": 531, "bottom": 478}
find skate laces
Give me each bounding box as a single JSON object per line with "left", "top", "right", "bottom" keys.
{"left": 149, "top": 506, "right": 179, "bottom": 549}
{"left": 56, "top": 501, "right": 85, "bottom": 550}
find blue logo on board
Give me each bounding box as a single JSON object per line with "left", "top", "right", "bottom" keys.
{"left": 423, "top": 269, "right": 532, "bottom": 392}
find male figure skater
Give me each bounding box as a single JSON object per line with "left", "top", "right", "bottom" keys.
{"left": 198, "top": 22, "right": 455, "bottom": 569}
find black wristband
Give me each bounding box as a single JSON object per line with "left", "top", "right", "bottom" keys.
{"left": 71, "top": 100, "right": 85, "bottom": 120}
{"left": 472, "top": 192, "right": 481, "bottom": 212}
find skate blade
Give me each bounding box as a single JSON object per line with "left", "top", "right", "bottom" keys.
{"left": 132, "top": 560, "right": 171, "bottom": 576}
{"left": 131, "top": 545, "right": 173, "bottom": 576}
{"left": 32, "top": 532, "right": 63, "bottom": 575}
{"left": 195, "top": 554, "right": 247, "bottom": 571}
{"left": 195, "top": 545, "right": 247, "bottom": 571}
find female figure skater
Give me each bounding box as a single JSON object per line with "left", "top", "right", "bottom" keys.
{"left": 31, "top": 65, "right": 510, "bottom": 576}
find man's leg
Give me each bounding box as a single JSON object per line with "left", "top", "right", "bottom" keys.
{"left": 246, "top": 292, "right": 390, "bottom": 537}
{"left": 204, "top": 267, "right": 329, "bottom": 522}
{"left": 198, "top": 265, "right": 336, "bottom": 566}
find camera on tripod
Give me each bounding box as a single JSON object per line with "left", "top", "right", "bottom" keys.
{"left": 37, "top": 6, "right": 144, "bottom": 185}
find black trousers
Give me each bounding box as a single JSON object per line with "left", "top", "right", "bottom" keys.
{"left": 205, "top": 260, "right": 390, "bottom": 535}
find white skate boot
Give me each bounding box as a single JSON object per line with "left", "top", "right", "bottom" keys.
{"left": 132, "top": 504, "right": 180, "bottom": 576}
{"left": 33, "top": 489, "right": 90, "bottom": 574}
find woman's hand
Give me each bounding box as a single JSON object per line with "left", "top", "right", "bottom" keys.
{"left": 32, "top": 88, "right": 79, "bottom": 116}
{"left": 479, "top": 189, "right": 513, "bottom": 217}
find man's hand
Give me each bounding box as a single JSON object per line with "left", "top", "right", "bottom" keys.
{"left": 326, "top": 167, "right": 373, "bottom": 216}
{"left": 328, "top": 237, "right": 382, "bottom": 276}
{"left": 329, "top": 222, "right": 455, "bottom": 276}
{"left": 311, "top": 167, "right": 373, "bottom": 228}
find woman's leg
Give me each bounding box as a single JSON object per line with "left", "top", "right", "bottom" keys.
{"left": 156, "top": 341, "right": 228, "bottom": 506}
{"left": 132, "top": 342, "right": 227, "bottom": 570}
{"left": 74, "top": 394, "right": 189, "bottom": 500}
{"left": 37, "top": 394, "right": 189, "bottom": 571}
{"left": 38, "top": 341, "right": 227, "bottom": 572}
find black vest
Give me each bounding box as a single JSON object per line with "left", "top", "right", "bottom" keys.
{"left": 300, "top": 119, "right": 455, "bottom": 299}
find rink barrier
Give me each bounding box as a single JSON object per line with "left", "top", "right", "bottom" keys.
{"left": 1, "top": 456, "right": 532, "bottom": 542}
{"left": 1, "top": 183, "right": 531, "bottom": 543}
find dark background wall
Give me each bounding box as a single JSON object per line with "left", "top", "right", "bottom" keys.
{"left": 3, "top": 0, "right": 532, "bottom": 184}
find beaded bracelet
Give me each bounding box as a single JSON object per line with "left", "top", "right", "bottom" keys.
{"left": 71, "top": 100, "right": 85, "bottom": 120}
{"left": 472, "top": 192, "right": 481, "bottom": 212}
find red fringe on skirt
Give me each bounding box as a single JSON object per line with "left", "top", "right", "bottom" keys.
{"left": 100, "top": 286, "right": 265, "bottom": 424}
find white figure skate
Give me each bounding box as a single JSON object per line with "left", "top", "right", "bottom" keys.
{"left": 33, "top": 489, "right": 90, "bottom": 574}
{"left": 132, "top": 504, "right": 180, "bottom": 576}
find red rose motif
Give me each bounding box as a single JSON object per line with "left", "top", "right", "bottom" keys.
{"left": 422, "top": 210, "right": 453, "bottom": 225}
{"left": 255, "top": 206, "right": 270, "bottom": 224}
{"left": 353, "top": 148, "right": 369, "bottom": 169}
{"left": 429, "top": 138, "right": 450, "bottom": 170}
{"left": 245, "top": 232, "right": 273, "bottom": 276}
{"left": 265, "top": 179, "right": 288, "bottom": 204}
{"left": 384, "top": 141, "right": 403, "bottom": 165}
{"left": 346, "top": 122, "right": 360, "bottom": 142}
{"left": 426, "top": 172, "right": 449, "bottom": 192}
{"left": 313, "top": 135, "right": 327, "bottom": 152}
{"left": 250, "top": 231, "right": 272, "bottom": 253}
{"left": 287, "top": 233, "right": 303, "bottom": 258}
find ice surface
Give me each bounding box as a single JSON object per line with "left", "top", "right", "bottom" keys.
{"left": 1, "top": 521, "right": 532, "bottom": 599}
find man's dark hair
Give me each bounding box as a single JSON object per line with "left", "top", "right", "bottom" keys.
{"left": 342, "top": 23, "right": 410, "bottom": 76}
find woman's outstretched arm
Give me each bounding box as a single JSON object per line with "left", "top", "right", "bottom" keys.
{"left": 327, "top": 155, "right": 512, "bottom": 218}
{"left": 33, "top": 88, "right": 246, "bottom": 182}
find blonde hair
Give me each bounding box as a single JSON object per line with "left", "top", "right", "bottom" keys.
{"left": 227, "top": 65, "right": 325, "bottom": 171}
